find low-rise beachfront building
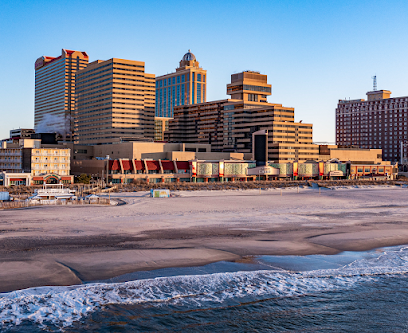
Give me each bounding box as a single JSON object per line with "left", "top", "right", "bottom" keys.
{"left": 0, "top": 172, "right": 73, "bottom": 186}
{"left": 99, "top": 159, "right": 397, "bottom": 184}
{"left": 0, "top": 139, "right": 73, "bottom": 185}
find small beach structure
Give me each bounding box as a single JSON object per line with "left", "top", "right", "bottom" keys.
{"left": 150, "top": 189, "right": 170, "bottom": 198}
{"left": 85, "top": 194, "right": 100, "bottom": 203}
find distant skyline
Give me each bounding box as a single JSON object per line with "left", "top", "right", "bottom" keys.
{"left": 1, "top": 0, "right": 407, "bottom": 142}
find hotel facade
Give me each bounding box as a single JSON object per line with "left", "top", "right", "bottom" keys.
{"left": 34, "top": 49, "right": 89, "bottom": 139}
{"left": 155, "top": 50, "right": 207, "bottom": 118}
{"left": 167, "top": 71, "right": 318, "bottom": 162}
{"left": 0, "top": 139, "right": 72, "bottom": 185}
{"left": 336, "top": 90, "right": 408, "bottom": 163}
{"left": 75, "top": 58, "right": 155, "bottom": 145}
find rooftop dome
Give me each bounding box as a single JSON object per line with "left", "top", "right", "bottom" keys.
{"left": 182, "top": 49, "right": 196, "bottom": 62}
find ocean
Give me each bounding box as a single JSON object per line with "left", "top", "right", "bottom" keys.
{"left": 2, "top": 246, "right": 408, "bottom": 332}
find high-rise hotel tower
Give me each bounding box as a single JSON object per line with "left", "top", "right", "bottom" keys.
{"left": 75, "top": 58, "right": 155, "bottom": 145}
{"left": 336, "top": 89, "right": 408, "bottom": 163}
{"left": 34, "top": 49, "right": 89, "bottom": 139}
{"left": 155, "top": 50, "right": 207, "bottom": 118}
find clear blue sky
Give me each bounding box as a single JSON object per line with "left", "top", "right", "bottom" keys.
{"left": 1, "top": 0, "right": 407, "bottom": 142}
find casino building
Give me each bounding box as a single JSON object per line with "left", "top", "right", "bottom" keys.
{"left": 34, "top": 49, "right": 89, "bottom": 140}
{"left": 167, "top": 71, "right": 319, "bottom": 162}
{"left": 155, "top": 50, "right": 207, "bottom": 118}
{"left": 75, "top": 58, "right": 155, "bottom": 145}
{"left": 336, "top": 89, "right": 408, "bottom": 163}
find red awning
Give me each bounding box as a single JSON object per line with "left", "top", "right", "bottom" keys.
{"left": 122, "top": 160, "right": 133, "bottom": 171}
{"left": 176, "top": 161, "right": 190, "bottom": 170}
{"left": 32, "top": 177, "right": 43, "bottom": 181}
{"left": 134, "top": 160, "right": 145, "bottom": 171}
{"left": 10, "top": 178, "right": 24, "bottom": 181}
{"left": 61, "top": 177, "right": 72, "bottom": 180}
{"left": 109, "top": 160, "right": 121, "bottom": 171}
{"left": 161, "top": 160, "right": 174, "bottom": 171}
{"left": 146, "top": 161, "right": 160, "bottom": 171}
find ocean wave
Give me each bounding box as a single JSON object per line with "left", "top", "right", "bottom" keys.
{"left": 2, "top": 246, "right": 408, "bottom": 331}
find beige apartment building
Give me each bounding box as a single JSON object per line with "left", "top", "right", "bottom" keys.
{"left": 156, "top": 50, "right": 207, "bottom": 117}
{"left": 0, "top": 139, "right": 71, "bottom": 180}
{"left": 75, "top": 58, "right": 155, "bottom": 145}
{"left": 29, "top": 148, "right": 70, "bottom": 177}
{"left": 35, "top": 49, "right": 89, "bottom": 139}
{"left": 167, "top": 71, "right": 318, "bottom": 162}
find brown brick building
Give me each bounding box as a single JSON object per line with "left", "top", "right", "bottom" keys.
{"left": 336, "top": 90, "right": 408, "bottom": 162}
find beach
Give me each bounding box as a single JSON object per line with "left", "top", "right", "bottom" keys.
{"left": 1, "top": 185, "right": 408, "bottom": 293}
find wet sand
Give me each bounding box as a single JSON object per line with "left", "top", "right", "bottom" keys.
{"left": 1, "top": 185, "right": 408, "bottom": 292}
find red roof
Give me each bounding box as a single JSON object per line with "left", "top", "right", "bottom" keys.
{"left": 10, "top": 178, "right": 24, "bottom": 181}
{"left": 134, "top": 160, "right": 145, "bottom": 171}
{"left": 122, "top": 160, "right": 133, "bottom": 171}
{"left": 176, "top": 161, "right": 190, "bottom": 170}
{"left": 161, "top": 161, "right": 174, "bottom": 171}
{"left": 109, "top": 160, "right": 121, "bottom": 171}
{"left": 146, "top": 161, "right": 160, "bottom": 171}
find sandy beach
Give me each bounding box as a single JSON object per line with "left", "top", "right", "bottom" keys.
{"left": 1, "top": 185, "right": 408, "bottom": 292}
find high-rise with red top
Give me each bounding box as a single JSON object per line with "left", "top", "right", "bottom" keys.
{"left": 34, "top": 49, "right": 89, "bottom": 140}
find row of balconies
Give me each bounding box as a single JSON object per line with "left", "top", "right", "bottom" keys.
{"left": 32, "top": 152, "right": 69, "bottom": 156}
{"left": 0, "top": 158, "right": 21, "bottom": 162}
{"left": 32, "top": 165, "right": 67, "bottom": 170}
{"left": 32, "top": 158, "right": 68, "bottom": 162}
{"left": 0, "top": 152, "right": 22, "bottom": 156}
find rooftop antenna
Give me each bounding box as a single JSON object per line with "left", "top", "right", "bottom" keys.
{"left": 372, "top": 75, "right": 377, "bottom": 91}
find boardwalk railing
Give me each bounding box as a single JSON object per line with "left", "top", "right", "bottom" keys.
{"left": 0, "top": 198, "right": 110, "bottom": 210}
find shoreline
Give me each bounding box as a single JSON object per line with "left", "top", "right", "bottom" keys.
{"left": 1, "top": 186, "right": 408, "bottom": 293}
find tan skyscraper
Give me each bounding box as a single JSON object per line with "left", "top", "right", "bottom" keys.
{"left": 75, "top": 58, "right": 155, "bottom": 145}
{"left": 34, "top": 49, "right": 89, "bottom": 139}
{"left": 167, "top": 71, "right": 318, "bottom": 162}
{"left": 156, "top": 50, "right": 207, "bottom": 117}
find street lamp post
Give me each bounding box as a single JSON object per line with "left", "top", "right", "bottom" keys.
{"left": 106, "top": 155, "right": 110, "bottom": 187}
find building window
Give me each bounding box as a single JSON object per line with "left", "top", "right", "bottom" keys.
{"left": 172, "top": 86, "right": 175, "bottom": 116}
{"left": 163, "top": 88, "right": 167, "bottom": 116}
{"left": 168, "top": 78, "right": 171, "bottom": 85}
{"left": 168, "top": 87, "right": 171, "bottom": 117}
{"left": 177, "top": 85, "right": 180, "bottom": 106}
{"left": 197, "top": 73, "right": 201, "bottom": 82}
{"left": 197, "top": 83, "right": 201, "bottom": 103}
{"left": 182, "top": 75, "right": 185, "bottom": 83}
{"left": 203, "top": 75, "right": 205, "bottom": 82}
{"left": 160, "top": 80, "right": 162, "bottom": 87}
{"left": 172, "top": 77, "right": 175, "bottom": 85}
{"left": 181, "top": 84, "right": 185, "bottom": 105}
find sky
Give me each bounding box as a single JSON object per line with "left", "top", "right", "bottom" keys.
{"left": 0, "top": 0, "right": 407, "bottom": 143}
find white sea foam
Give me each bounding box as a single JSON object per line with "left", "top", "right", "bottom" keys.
{"left": 2, "top": 246, "right": 408, "bottom": 330}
